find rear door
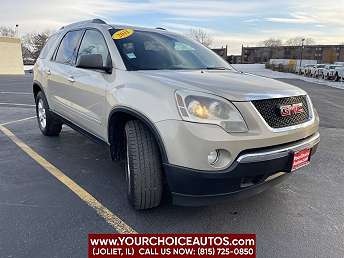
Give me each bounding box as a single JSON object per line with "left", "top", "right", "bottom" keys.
{"left": 34, "top": 33, "right": 60, "bottom": 104}
{"left": 48, "top": 30, "right": 84, "bottom": 119}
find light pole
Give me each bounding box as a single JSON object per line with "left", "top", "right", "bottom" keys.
{"left": 299, "top": 38, "right": 305, "bottom": 68}
{"left": 15, "top": 24, "right": 19, "bottom": 38}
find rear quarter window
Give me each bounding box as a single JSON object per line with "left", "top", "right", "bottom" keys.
{"left": 39, "top": 34, "right": 59, "bottom": 59}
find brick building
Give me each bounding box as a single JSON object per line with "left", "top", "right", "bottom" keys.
{"left": 227, "top": 55, "right": 242, "bottom": 64}
{"left": 241, "top": 45, "right": 344, "bottom": 64}
{"left": 212, "top": 46, "right": 228, "bottom": 59}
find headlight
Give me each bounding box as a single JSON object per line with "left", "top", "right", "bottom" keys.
{"left": 175, "top": 90, "right": 248, "bottom": 133}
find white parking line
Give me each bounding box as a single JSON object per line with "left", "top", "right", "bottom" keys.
{"left": 0, "top": 91, "right": 31, "bottom": 95}
{"left": 0, "top": 116, "right": 36, "bottom": 126}
{"left": 0, "top": 103, "right": 35, "bottom": 107}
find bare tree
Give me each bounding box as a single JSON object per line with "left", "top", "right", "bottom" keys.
{"left": 21, "top": 31, "right": 51, "bottom": 62}
{"left": 22, "top": 31, "right": 51, "bottom": 60}
{"left": 189, "top": 28, "right": 213, "bottom": 47}
{"left": 285, "top": 37, "right": 315, "bottom": 46}
{"left": 259, "top": 38, "right": 282, "bottom": 47}
{"left": 0, "top": 26, "right": 16, "bottom": 37}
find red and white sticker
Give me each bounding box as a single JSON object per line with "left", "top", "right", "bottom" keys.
{"left": 292, "top": 149, "right": 311, "bottom": 171}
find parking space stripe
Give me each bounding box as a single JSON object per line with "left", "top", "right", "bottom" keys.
{"left": 0, "top": 103, "right": 35, "bottom": 107}
{"left": 0, "top": 91, "right": 32, "bottom": 95}
{"left": 0, "top": 116, "right": 36, "bottom": 126}
{"left": 0, "top": 125, "right": 137, "bottom": 234}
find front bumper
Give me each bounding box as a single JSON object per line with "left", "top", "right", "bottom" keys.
{"left": 163, "top": 132, "right": 320, "bottom": 206}
{"left": 155, "top": 101, "right": 319, "bottom": 171}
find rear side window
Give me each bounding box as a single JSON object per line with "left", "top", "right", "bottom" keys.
{"left": 77, "top": 30, "right": 110, "bottom": 67}
{"left": 39, "top": 34, "right": 58, "bottom": 59}
{"left": 55, "top": 30, "right": 83, "bottom": 65}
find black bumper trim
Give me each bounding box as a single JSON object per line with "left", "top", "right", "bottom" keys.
{"left": 171, "top": 173, "right": 290, "bottom": 206}
{"left": 163, "top": 136, "right": 319, "bottom": 206}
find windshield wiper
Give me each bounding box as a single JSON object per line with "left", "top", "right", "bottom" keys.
{"left": 205, "top": 67, "right": 231, "bottom": 70}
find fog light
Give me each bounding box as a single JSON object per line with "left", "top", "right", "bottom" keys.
{"left": 208, "top": 149, "right": 232, "bottom": 169}
{"left": 208, "top": 150, "right": 219, "bottom": 165}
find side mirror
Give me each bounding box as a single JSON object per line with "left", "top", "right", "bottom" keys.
{"left": 76, "top": 54, "right": 112, "bottom": 73}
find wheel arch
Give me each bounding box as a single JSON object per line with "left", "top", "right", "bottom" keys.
{"left": 108, "top": 106, "right": 168, "bottom": 163}
{"left": 33, "top": 80, "right": 44, "bottom": 101}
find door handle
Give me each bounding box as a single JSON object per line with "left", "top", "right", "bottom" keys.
{"left": 45, "top": 69, "right": 51, "bottom": 75}
{"left": 68, "top": 76, "right": 75, "bottom": 83}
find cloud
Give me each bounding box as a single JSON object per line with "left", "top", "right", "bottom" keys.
{"left": 163, "top": 17, "right": 210, "bottom": 22}
{"left": 266, "top": 0, "right": 344, "bottom": 26}
{"left": 243, "top": 18, "right": 260, "bottom": 23}
{"left": 0, "top": 0, "right": 274, "bottom": 33}
{"left": 1, "top": 0, "right": 343, "bottom": 55}
{"left": 108, "top": 0, "right": 265, "bottom": 18}
{"left": 161, "top": 22, "right": 217, "bottom": 34}
{"left": 266, "top": 13, "right": 318, "bottom": 24}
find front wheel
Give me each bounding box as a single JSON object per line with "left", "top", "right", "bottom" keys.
{"left": 125, "top": 120, "right": 163, "bottom": 210}
{"left": 35, "top": 91, "right": 62, "bottom": 136}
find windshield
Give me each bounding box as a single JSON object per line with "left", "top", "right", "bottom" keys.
{"left": 109, "top": 28, "right": 231, "bottom": 71}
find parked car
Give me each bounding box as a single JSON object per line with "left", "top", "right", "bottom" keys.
{"left": 312, "top": 64, "right": 327, "bottom": 78}
{"left": 323, "top": 64, "right": 343, "bottom": 80}
{"left": 33, "top": 19, "right": 320, "bottom": 209}
{"left": 298, "top": 64, "right": 314, "bottom": 75}
{"left": 334, "top": 66, "right": 344, "bottom": 81}
{"left": 303, "top": 65, "right": 314, "bottom": 77}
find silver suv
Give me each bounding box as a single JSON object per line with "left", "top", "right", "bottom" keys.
{"left": 33, "top": 19, "right": 320, "bottom": 210}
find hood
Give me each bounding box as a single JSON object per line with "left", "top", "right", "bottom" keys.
{"left": 137, "top": 70, "right": 306, "bottom": 101}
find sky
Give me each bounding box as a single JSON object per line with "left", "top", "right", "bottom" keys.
{"left": 1, "top": 0, "right": 344, "bottom": 54}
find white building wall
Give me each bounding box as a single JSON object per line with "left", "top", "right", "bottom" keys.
{"left": 0, "top": 37, "right": 24, "bottom": 75}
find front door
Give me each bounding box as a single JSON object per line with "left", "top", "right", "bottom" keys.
{"left": 66, "top": 29, "right": 112, "bottom": 139}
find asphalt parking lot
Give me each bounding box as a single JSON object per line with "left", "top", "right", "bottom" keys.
{"left": 0, "top": 74, "right": 343, "bottom": 258}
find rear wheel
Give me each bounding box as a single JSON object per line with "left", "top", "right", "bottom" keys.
{"left": 35, "top": 91, "right": 62, "bottom": 136}
{"left": 125, "top": 120, "right": 163, "bottom": 210}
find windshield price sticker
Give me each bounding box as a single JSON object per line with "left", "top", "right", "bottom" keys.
{"left": 112, "top": 29, "right": 134, "bottom": 40}
{"left": 88, "top": 234, "right": 256, "bottom": 257}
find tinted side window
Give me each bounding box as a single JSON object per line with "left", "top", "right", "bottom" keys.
{"left": 77, "top": 30, "right": 110, "bottom": 67}
{"left": 55, "top": 30, "right": 83, "bottom": 65}
{"left": 39, "top": 34, "right": 58, "bottom": 59}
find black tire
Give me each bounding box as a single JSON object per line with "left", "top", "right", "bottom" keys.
{"left": 35, "top": 91, "right": 62, "bottom": 136}
{"left": 125, "top": 120, "right": 163, "bottom": 210}
{"left": 334, "top": 73, "right": 339, "bottom": 81}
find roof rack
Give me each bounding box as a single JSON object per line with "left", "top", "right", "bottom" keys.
{"left": 60, "top": 19, "right": 107, "bottom": 30}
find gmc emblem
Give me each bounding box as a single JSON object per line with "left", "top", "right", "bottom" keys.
{"left": 279, "top": 103, "right": 304, "bottom": 117}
